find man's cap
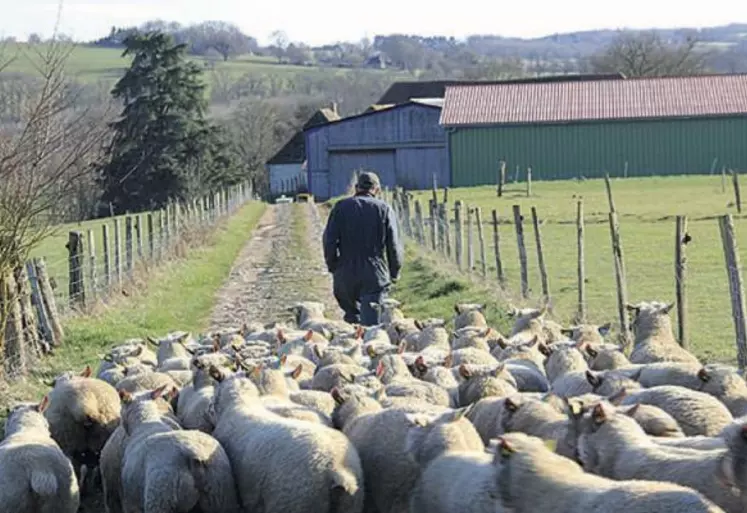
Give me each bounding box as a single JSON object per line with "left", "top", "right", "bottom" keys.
{"left": 356, "top": 171, "right": 381, "bottom": 190}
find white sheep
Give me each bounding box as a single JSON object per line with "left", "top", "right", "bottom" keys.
{"left": 0, "top": 397, "right": 80, "bottom": 513}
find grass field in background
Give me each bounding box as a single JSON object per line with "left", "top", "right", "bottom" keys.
{"left": 0, "top": 201, "right": 266, "bottom": 415}
{"left": 1, "top": 43, "right": 400, "bottom": 83}
{"left": 29, "top": 212, "right": 157, "bottom": 304}
{"left": 403, "top": 175, "right": 746, "bottom": 363}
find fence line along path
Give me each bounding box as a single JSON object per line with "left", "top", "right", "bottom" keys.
{"left": 1, "top": 181, "right": 255, "bottom": 380}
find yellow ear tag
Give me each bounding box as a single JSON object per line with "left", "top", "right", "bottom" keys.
{"left": 543, "top": 439, "right": 557, "bottom": 453}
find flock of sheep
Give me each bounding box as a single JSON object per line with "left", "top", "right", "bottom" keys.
{"left": 3, "top": 298, "right": 747, "bottom": 513}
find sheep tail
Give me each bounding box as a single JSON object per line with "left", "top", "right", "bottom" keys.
{"left": 30, "top": 470, "right": 59, "bottom": 498}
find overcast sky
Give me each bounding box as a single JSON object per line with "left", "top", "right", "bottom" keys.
{"left": 2, "top": 0, "right": 747, "bottom": 45}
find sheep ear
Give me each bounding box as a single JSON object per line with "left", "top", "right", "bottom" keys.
{"left": 103, "top": 354, "right": 114, "bottom": 363}
{"left": 375, "top": 360, "right": 385, "bottom": 379}
{"left": 491, "top": 363, "right": 506, "bottom": 377}
{"left": 291, "top": 364, "right": 303, "bottom": 380}
{"left": 178, "top": 332, "right": 191, "bottom": 344}
{"left": 443, "top": 353, "right": 453, "bottom": 368}
{"left": 586, "top": 370, "right": 602, "bottom": 388}
{"left": 414, "top": 319, "right": 424, "bottom": 330}
{"left": 166, "top": 387, "right": 179, "bottom": 402}
{"left": 150, "top": 384, "right": 169, "bottom": 400}
{"left": 625, "top": 303, "right": 640, "bottom": 314}
{"left": 661, "top": 302, "right": 675, "bottom": 314}
{"left": 560, "top": 328, "right": 574, "bottom": 338}
{"left": 397, "top": 341, "right": 406, "bottom": 354}
{"left": 132, "top": 346, "right": 144, "bottom": 357}
{"left": 43, "top": 378, "right": 56, "bottom": 388}
{"left": 240, "top": 323, "right": 250, "bottom": 338}
{"left": 496, "top": 336, "right": 508, "bottom": 350}
{"left": 592, "top": 403, "right": 608, "bottom": 424}
{"left": 304, "top": 330, "right": 314, "bottom": 342}
{"left": 37, "top": 395, "right": 50, "bottom": 413}
{"left": 497, "top": 437, "right": 515, "bottom": 459}
{"left": 209, "top": 365, "right": 225, "bottom": 383}
{"left": 119, "top": 390, "right": 133, "bottom": 404}
{"left": 619, "top": 404, "right": 640, "bottom": 417}
{"left": 585, "top": 345, "right": 598, "bottom": 358}
{"left": 212, "top": 335, "right": 221, "bottom": 353}
{"left": 146, "top": 336, "right": 160, "bottom": 346}
{"left": 454, "top": 304, "right": 462, "bottom": 315}
{"left": 566, "top": 399, "right": 583, "bottom": 418}
{"left": 81, "top": 365, "right": 93, "bottom": 378}
{"left": 279, "top": 354, "right": 288, "bottom": 366}
{"left": 330, "top": 387, "right": 345, "bottom": 406}
{"left": 526, "top": 335, "right": 539, "bottom": 348}
{"left": 698, "top": 368, "right": 710, "bottom": 383}
{"left": 598, "top": 323, "right": 612, "bottom": 336}
{"left": 504, "top": 397, "right": 519, "bottom": 412}
{"left": 414, "top": 355, "right": 427, "bottom": 372}
{"left": 538, "top": 342, "right": 552, "bottom": 357}
{"left": 458, "top": 364, "right": 471, "bottom": 379}
{"left": 354, "top": 326, "right": 364, "bottom": 340}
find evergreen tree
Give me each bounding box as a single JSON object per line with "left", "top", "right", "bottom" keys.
{"left": 98, "top": 31, "right": 240, "bottom": 213}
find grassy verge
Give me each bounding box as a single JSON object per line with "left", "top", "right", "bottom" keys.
{"left": 390, "top": 246, "right": 513, "bottom": 334}
{"left": 0, "top": 201, "right": 267, "bottom": 414}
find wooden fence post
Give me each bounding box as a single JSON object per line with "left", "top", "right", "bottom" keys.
{"left": 497, "top": 160, "right": 506, "bottom": 197}
{"left": 414, "top": 200, "right": 425, "bottom": 245}
{"left": 475, "top": 207, "right": 487, "bottom": 277}
{"left": 513, "top": 205, "right": 529, "bottom": 299}
{"left": 604, "top": 173, "right": 616, "bottom": 213}
{"left": 576, "top": 199, "right": 586, "bottom": 323}
{"left": 15, "top": 265, "right": 41, "bottom": 357}
{"left": 722, "top": 167, "right": 727, "bottom": 193}
{"left": 147, "top": 213, "right": 155, "bottom": 260}
{"left": 531, "top": 206, "right": 550, "bottom": 304}
{"left": 443, "top": 203, "right": 452, "bottom": 258}
{"left": 492, "top": 209, "right": 505, "bottom": 285}
{"left": 438, "top": 203, "right": 447, "bottom": 254}
{"left": 26, "top": 261, "right": 52, "bottom": 353}
{"left": 718, "top": 214, "right": 747, "bottom": 370}
{"left": 33, "top": 258, "right": 63, "bottom": 347}
{"left": 67, "top": 231, "right": 85, "bottom": 309}
{"left": 402, "top": 193, "right": 412, "bottom": 237}
{"left": 454, "top": 201, "right": 464, "bottom": 269}
{"left": 675, "top": 215, "right": 689, "bottom": 349}
{"left": 135, "top": 215, "right": 144, "bottom": 260}
{"left": 158, "top": 210, "right": 166, "bottom": 261}
{"left": 113, "top": 219, "right": 122, "bottom": 285}
{"left": 732, "top": 169, "right": 742, "bottom": 214}
{"left": 609, "top": 212, "right": 631, "bottom": 350}
{"left": 467, "top": 206, "right": 474, "bottom": 271}
{"left": 87, "top": 229, "right": 97, "bottom": 301}
{"left": 432, "top": 173, "right": 438, "bottom": 206}
{"left": 3, "top": 271, "right": 26, "bottom": 375}
{"left": 125, "top": 216, "right": 133, "bottom": 279}
{"left": 526, "top": 167, "right": 532, "bottom": 197}
{"left": 429, "top": 199, "right": 437, "bottom": 251}
{"left": 102, "top": 224, "right": 111, "bottom": 288}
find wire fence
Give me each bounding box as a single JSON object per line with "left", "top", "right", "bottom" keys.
{"left": 381, "top": 180, "right": 747, "bottom": 370}
{"left": 0, "top": 182, "right": 257, "bottom": 380}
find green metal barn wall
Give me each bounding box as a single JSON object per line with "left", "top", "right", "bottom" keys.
{"left": 449, "top": 116, "right": 747, "bottom": 186}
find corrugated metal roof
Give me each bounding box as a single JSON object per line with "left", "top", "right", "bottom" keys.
{"left": 440, "top": 74, "right": 747, "bottom": 126}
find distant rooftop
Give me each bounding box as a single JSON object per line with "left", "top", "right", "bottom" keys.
{"left": 267, "top": 108, "right": 341, "bottom": 165}
{"left": 440, "top": 73, "right": 747, "bottom": 126}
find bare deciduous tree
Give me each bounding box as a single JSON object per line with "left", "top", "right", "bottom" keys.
{"left": 0, "top": 40, "right": 113, "bottom": 365}
{"left": 589, "top": 30, "right": 709, "bottom": 77}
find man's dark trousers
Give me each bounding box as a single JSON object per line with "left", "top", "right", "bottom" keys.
{"left": 332, "top": 270, "right": 387, "bottom": 326}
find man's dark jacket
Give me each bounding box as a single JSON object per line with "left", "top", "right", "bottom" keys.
{"left": 323, "top": 193, "right": 404, "bottom": 291}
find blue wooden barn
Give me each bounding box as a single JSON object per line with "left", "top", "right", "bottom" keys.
{"left": 304, "top": 100, "right": 448, "bottom": 200}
